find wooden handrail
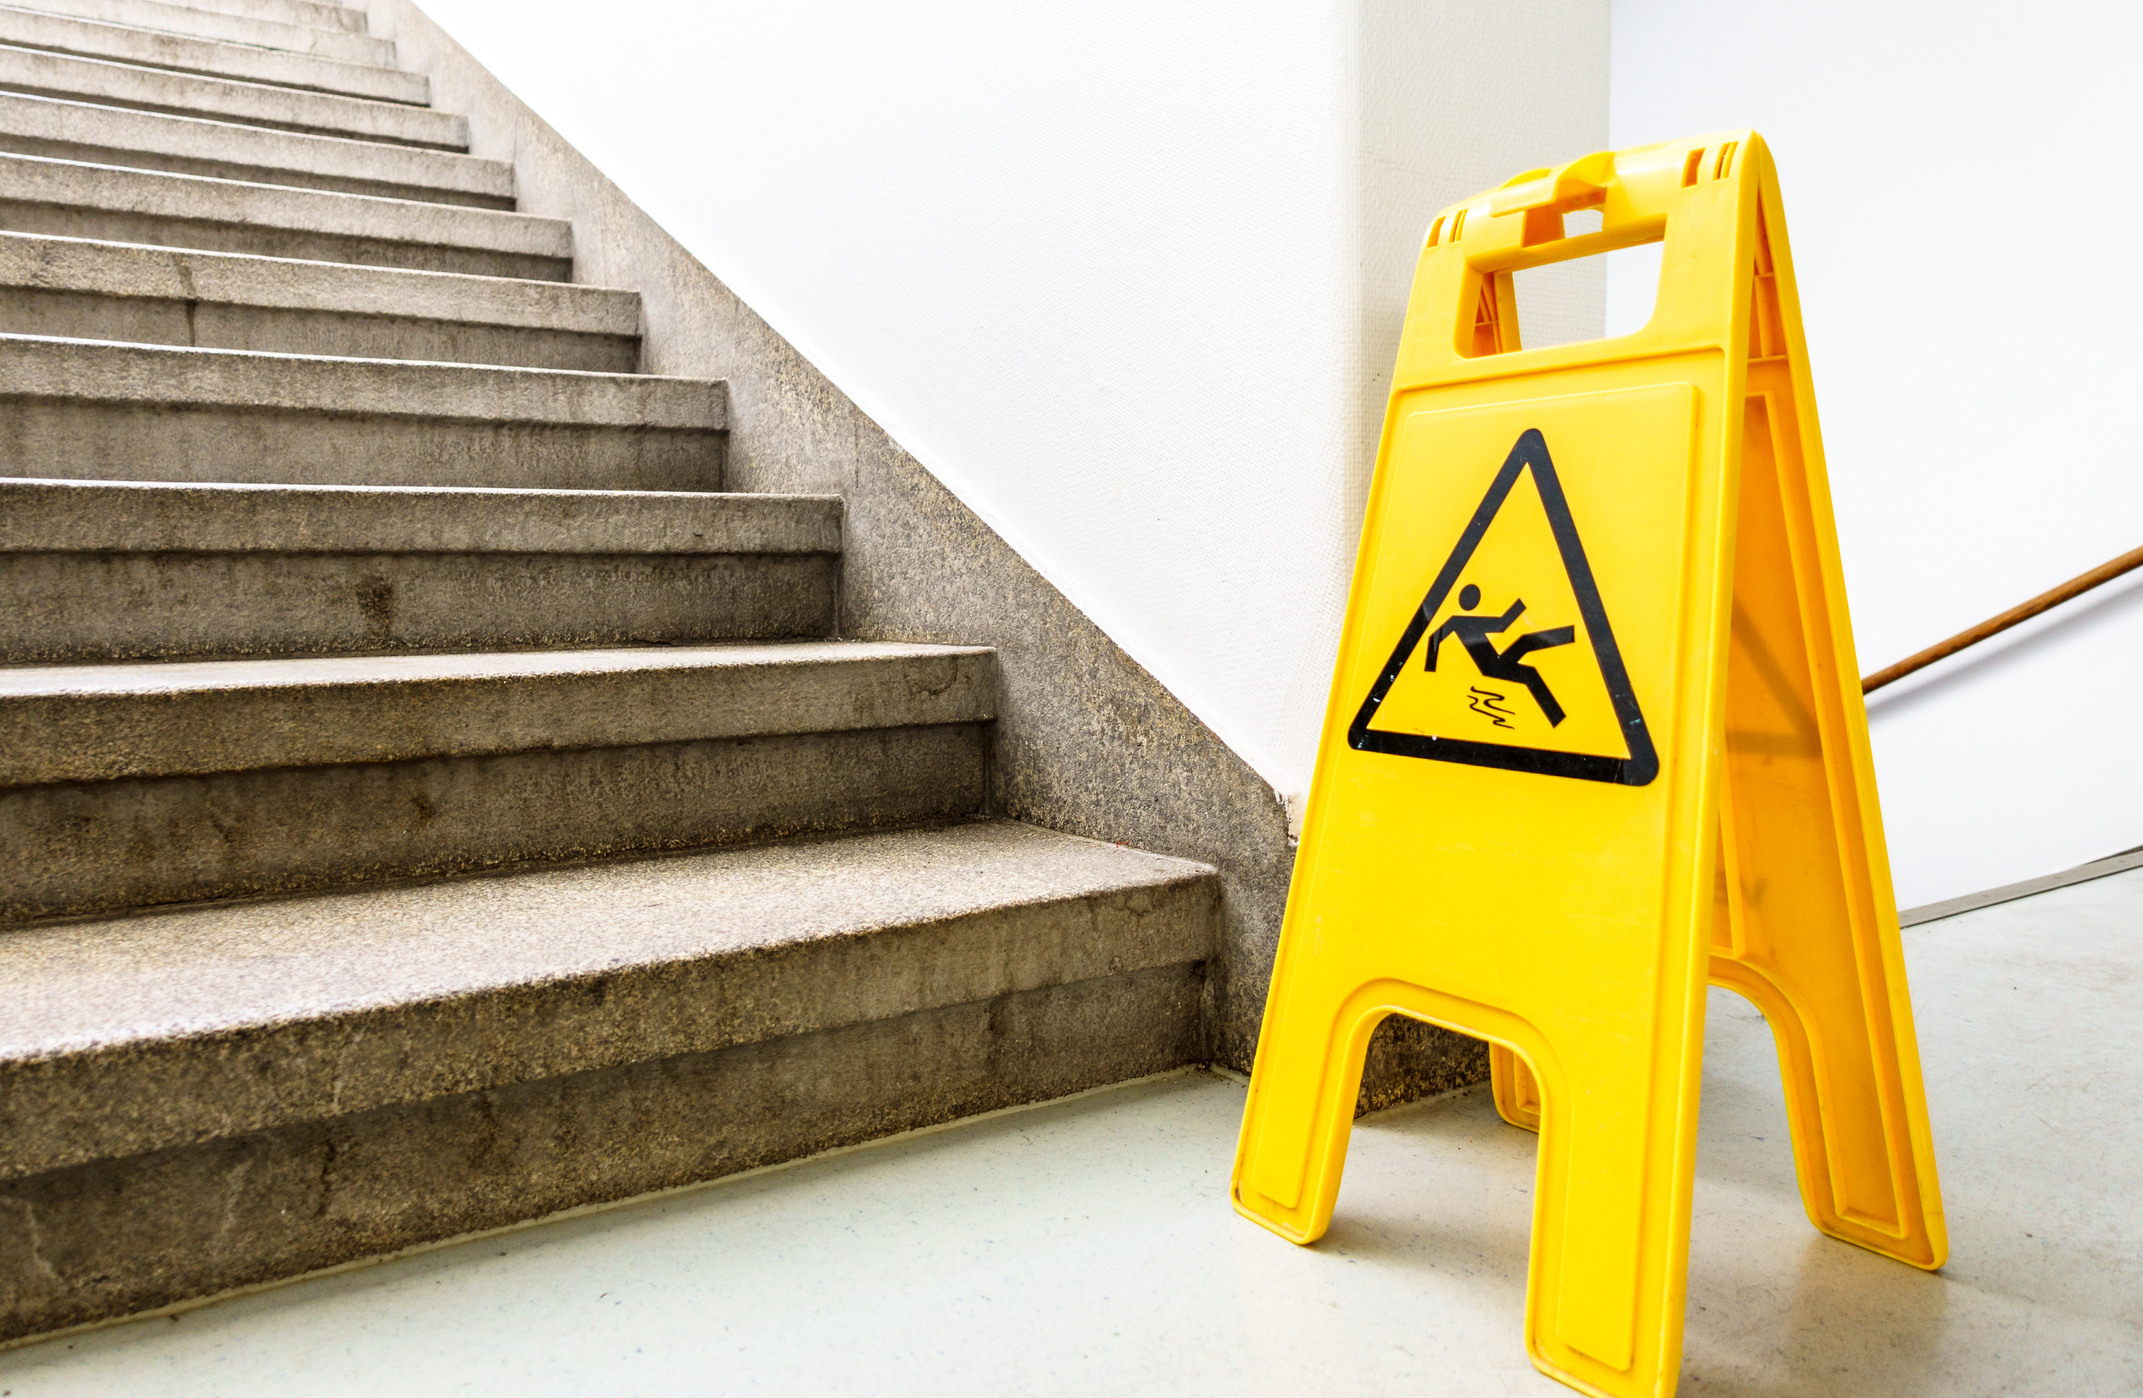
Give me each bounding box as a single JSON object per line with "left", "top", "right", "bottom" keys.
{"left": 1862, "top": 544, "right": 2143, "bottom": 694}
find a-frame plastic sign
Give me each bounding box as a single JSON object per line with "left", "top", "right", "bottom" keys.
{"left": 1231, "top": 133, "right": 1945, "bottom": 1398}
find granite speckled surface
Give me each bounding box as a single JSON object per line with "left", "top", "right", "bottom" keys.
{"left": 0, "top": 821, "right": 1218, "bottom": 1177}
{"left": 0, "top": 641, "right": 993, "bottom": 782}
{"left": 0, "top": 961, "right": 1210, "bottom": 1342}
{"left": 0, "top": 335, "right": 722, "bottom": 425}
{"left": 0, "top": 235, "right": 628, "bottom": 334}
{"left": 0, "top": 479, "right": 845, "bottom": 663}
{"left": 2, "top": 722, "right": 991, "bottom": 921}
{"left": 0, "top": 549, "right": 840, "bottom": 663}
{"left": 0, "top": 478, "right": 837, "bottom": 554}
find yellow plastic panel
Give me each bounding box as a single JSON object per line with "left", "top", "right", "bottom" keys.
{"left": 1232, "top": 132, "right": 1944, "bottom": 1398}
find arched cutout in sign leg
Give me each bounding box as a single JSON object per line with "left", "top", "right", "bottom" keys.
{"left": 1232, "top": 133, "right": 1944, "bottom": 1398}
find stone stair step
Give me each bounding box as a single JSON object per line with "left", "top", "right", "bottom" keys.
{"left": 0, "top": 91, "right": 513, "bottom": 205}
{"left": 0, "top": 232, "right": 637, "bottom": 369}
{"left": 0, "top": 477, "right": 841, "bottom": 662}
{"left": 0, "top": 820, "right": 1217, "bottom": 1340}
{"left": 0, "top": 335, "right": 720, "bottom": 489}
{"left": 8, "top": 0, "right": 393, "bottom": 65}
{"left": 0, "top": 154, "right": 568, "bottom": 278}
{"left": 0, "top": 5, "right": 426, "bottom": 103}
{"left": 0, "top": 642, "right": 984, "bottom": 785}
{"left": 149, "top": 0, "right": 368, "bottom": 34}
{"left": 0, "top": 43, "right": 464, "bottom": 147}
{"left": 0, "top": 641, "right": 996, "bottom": 921}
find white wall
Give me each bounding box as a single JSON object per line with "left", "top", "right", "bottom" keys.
{"left": 409, "top": 0, "right": 1607, "bottom": 807}
{"left": 1610, "top": 0, "right": 2143, "bottom": 905}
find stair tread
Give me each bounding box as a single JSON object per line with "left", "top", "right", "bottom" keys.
{"left": 0, "top": 89, "right": 513, "bottom": 199}
{"left": 0, "top": 333, "right": 722, "bottom": 426}
{"left": 0, "top": 43, "right": 466, "bottom": 149}
{"left": 0, "top": 232, "right": 633, "bottom": 333}
{"left": 0, "top": 153, "right": 570, "bottom": 260}
{"left": 5, "top": 0, "right": 393, "bottom": 65}
{"left": 0, "top": 4, "right": 424, "bottom": 102}
{"left": 0, "top": 820, "right": 1220, "bottom": 1177}
{"left": 0, "top": 639, "right": 994, "bottom": 785}
{"left": 0, "top": 476, "right": 840, "bottom": 554}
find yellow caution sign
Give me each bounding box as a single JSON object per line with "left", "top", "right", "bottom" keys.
{"left": 1231, "top": 132, "right": 1945, "bottom": 1398}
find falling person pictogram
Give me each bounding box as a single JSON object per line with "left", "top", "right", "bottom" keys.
{"left": 1424, "top": 583, "right": 1576, "bottom": 725}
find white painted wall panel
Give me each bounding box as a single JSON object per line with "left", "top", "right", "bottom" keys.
{"left": 1611, "top": 0, "right": 2143, "bottom": 904}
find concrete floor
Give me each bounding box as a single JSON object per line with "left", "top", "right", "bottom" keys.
{"left": 4, "top": 869, "right": 2139, "bottom": 1396}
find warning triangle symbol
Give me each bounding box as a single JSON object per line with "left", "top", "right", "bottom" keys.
{"left": 1349, "top": 429, "right": 1658, "bottom": 785}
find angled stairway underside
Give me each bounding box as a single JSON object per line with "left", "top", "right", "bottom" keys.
{"left": 0, "top": 0, "right": 1483, "bottom": 1343}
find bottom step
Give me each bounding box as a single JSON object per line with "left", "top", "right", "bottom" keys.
{"left": 0, "top": 821, "right": 1218, "bottom": 1342}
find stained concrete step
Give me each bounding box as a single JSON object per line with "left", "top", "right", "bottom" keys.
{"left": 0, "top": 92, "right": 512, "bottom": 205}
{"left": 146, "top": 0, "right": 369, "bottom": 34}
{"left": 0, "top": 44, "right": 466, "bottom": 147}
{"left": 0, "top": 820, "right": 1217, "bottom": 1340}
{"left": 0, "top": 5, "right": 425, "bottom": 103}
{"left": 0, "top": 155, "right": 568, "bottom": 278}
{"left": 13, "top": 0, "right": 391, "bottom": 63}
{"left": 0, "top": 233, "right": 634, "bottom": 368}
{"left": 0, "top": 478, "right": 842, "bottom": 662}
{"left": 0, "top": 641, "right": 996, "bottom": 921}
{"left": 0, "top": 335, "right": 721, "bottom": 489}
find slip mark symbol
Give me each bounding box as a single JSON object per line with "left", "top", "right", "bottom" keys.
{"left": 1466, "top": 686, "right": 1516, "bottom": 728}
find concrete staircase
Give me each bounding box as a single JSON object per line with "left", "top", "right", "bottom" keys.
{"left": 0, "top": 0, "right": 1219, "bottom": 1342}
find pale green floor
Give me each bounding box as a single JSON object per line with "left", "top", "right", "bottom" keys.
{"left": 5, "top": 869, "right": 2139, "bottom": 1396}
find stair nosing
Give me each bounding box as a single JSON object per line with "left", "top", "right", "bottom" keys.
{"left": 141, "top": 0, "right": 368, "bottom": 34}
{"left": 0, "top": 333, "right": 725, "bottom": 428}
{"left": 0, "top": 821, "right": 1219, "bottom": 1179}
{"left": 0, "top": 640, "right": 993, "bottom": 697}
{"left": 0, "top": 640, "right": 997, "bottom": 786}
{"left": 0, "top": 477, "right": 841, "bottom": 555}
{"left": 0, "top": 43, "right": 467, "bottom": 148}
{"left": 0, "top": 152, "right": 570, "bottom": 259}
{"left": 0, "top": 89, "right": 513, "bottom": 199}
{"left": 0, "top": 6, "right": 428, "bottom": 103}
{"left": 0, "top": 231, "right": 629, "bottom": 332}
{"left": 0, "top": 0, "right": 394, "bottom": 67}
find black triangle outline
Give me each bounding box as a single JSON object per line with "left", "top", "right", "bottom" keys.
{"left": 1347, "top": 428, "right": 1658, "bottom": 786}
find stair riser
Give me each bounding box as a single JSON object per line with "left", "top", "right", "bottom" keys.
{"left": 0, "top": 199, "right": 569, "bottom": 278}
{"left": 1, "top": 288, "right": 638, "bottom": 370}
{"left": 0, "top": 479, "right": 836, "bottom": 554}
{"left": 0, "top": 405, "right": 721, "bottom": 490}
{"left": 0, "top": 50, "right": 467, "bottom": 149}
{"left": 0, "top": 130, "right": 514, "bottom": 208}
{"left": 0, "top": 552, "right": 838, "bottom": 663}
{"left": 0, "top": 963, "right": 1205, "bottom": 1343}
{"left": 0, "top": 11, "right": 427, "bottom": 103}
{"left": 1, "top": 724, "right": 990, "bottom": 921}
{"left": 11, "top": 0, "right": 395, "bottom": 67}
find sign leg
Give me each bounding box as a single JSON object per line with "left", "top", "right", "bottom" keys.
{"left": 1715, "top": 385, "right": 1946, "bottom": 1269}
{"left": 1232, "top": 970, "right": 1387, "bottom": 1244}
{"left": 1519, "top": 1004, "right": 1706, "bottom": 1398}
